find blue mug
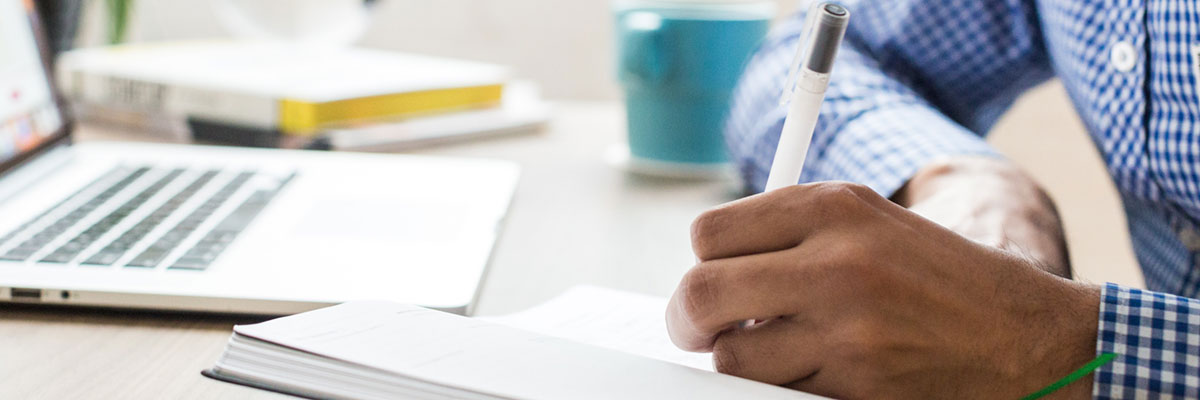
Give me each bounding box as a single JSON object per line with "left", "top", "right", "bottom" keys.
{"left": 614, "top": 0, "right": 772, "bottom": 169}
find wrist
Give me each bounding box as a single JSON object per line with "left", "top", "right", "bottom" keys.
{"left": 1017, "top": 276, "right": 1101, "bottom": 399}
{"left": 894, "top": 156, "right": 1035, "bottom": 207}
{"left": 896, "top": 156, "right": 1072, "bottom": 276}
{"left": 894, "top": 157, "right": 1060, "bottom": 228}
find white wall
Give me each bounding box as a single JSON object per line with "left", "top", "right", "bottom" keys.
{"left": 79, "top": 0, "right": 802, "bottom": 100}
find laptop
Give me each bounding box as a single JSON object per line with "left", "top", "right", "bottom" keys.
{"left": 0, "top": 0, "right": 518, "bottom": 315}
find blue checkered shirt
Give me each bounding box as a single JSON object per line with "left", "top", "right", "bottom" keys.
{"left": 726, "top": 0, "right": 1200, "bottom": 397}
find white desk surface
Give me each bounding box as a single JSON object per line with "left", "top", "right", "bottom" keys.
{"left": 0, "top": 101, "right": 740, "bottom": 399}
{"left": 1, "top": 84, "right": 1146, "bottom": 398}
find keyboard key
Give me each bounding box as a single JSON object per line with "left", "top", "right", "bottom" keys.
{"left": 40, "top": 252, "right": 76, "bottom": 264}
{"left": 81, "top": 251, "right": 122, "bottom": 266}
{"left": 0, "top": 252, "right": 32, "bottom": 261}
{"left": 169, "top": 257, "right": 209, "bottom": 270}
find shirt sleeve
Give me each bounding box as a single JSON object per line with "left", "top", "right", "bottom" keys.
{"left": 1094, "top": 283, "right": 1200, "bottom": 398}
{"left": 725, "top": 0, "right": 1056, "bottom": 195}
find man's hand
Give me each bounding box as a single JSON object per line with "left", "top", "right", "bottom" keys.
{"left": 667, "top": 182, "right": 1100, "bottom": 399}
{"left": 895, "top": 156, "right": 1071, "bottom": 277}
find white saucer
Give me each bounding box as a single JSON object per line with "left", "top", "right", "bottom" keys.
{"left": 604, "top": 144, "right": 735, "bottom": 180}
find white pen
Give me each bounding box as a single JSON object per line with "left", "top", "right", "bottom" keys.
{"left": 764, "top": 2, "right": 850, "bottom": 192}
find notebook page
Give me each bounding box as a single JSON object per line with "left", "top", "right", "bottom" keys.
{"left": 479, "top": 285, "right": 714, "bottom": 371}
{"left": 233, "top": 301, "right": 823, "bottom": 400}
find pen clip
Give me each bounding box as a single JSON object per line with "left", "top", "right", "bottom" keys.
{"left": 780, "top": 2, "right": 824, "bottom": 105}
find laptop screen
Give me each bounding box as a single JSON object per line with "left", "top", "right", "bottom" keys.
{"left": 0, "top": 0, "right": 67, "bottom": 173}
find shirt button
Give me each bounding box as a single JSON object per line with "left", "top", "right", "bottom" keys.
{"left": 1110, "top": 41, "right": 1138, "bottom": 72}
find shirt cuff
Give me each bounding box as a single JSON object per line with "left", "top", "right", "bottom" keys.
{"left": 1094, "top": 283, "right": 1200, "bottom": 398}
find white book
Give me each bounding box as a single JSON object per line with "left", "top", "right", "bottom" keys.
{"left": 205, "top": 286, "right": 826, "bottom": 400}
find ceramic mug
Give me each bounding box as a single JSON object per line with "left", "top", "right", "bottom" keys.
{"left": 614, "top": 0, "right": 772, "bottom": 174}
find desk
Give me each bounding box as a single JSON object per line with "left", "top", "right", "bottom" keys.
{"left": 0, "top": 101, "right": 740, "bottom": 399}
{"left": 2, "top": 83, "right": 1144, "bottom": 398}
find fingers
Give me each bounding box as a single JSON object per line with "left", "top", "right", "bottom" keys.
{"left": 691, "top": 182, "right": 884, "bottom": 261}
{"left": 710, "top": 317, "right": 823, "bottom": 386}
{"left": 666, "top": 245, "right": 831, "bottom": 352}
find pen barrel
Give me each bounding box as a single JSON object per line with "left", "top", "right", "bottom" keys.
{"left": 764, "top": 2, "right": 846, "bottom": 191}
{"left": 764, "top": 86, "right": 827, "bottom": 191}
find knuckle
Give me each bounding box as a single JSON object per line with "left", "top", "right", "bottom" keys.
{"left": 828, "top": 240, "right": 878, "bottom": 273}
{"left": 690, "top": 208, "right": 729, "bottom": 259}
{"left": 822, "top": 181, "right": 879, "bottom": 204}
{"left": 813, "top": 182, "right": 868, "bottom": 209}
{"left": 806, "top": 238, "right": 870, "bottom": 280}
{"left": 837, "top": 320, "right": 888, "bottom": 362}
{"left": 773, "top": 183, "right": 809, "bottom": 199}
{"left": 678, "top": 264, "right": 724, "bottom": 329}
{"left": 842, "top": 182, "right": 877, "bottom": 199}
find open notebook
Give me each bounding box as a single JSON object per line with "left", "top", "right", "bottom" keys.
{"left": 203, "top": 286, "right": 825, "bottom": 400}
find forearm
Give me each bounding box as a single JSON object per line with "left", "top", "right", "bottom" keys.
{"left": 894, "top": 156, "right": 1072, "bottom": 277}
{"left": 725, "top": 12, "right": 1004, "bottom": 196}
{"left": 725, "top": 2, "right": 1068, "bottom": 274}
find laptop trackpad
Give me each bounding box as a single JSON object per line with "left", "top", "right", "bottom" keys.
{"left": 293, "top": 199, "right": 465, "bottom": 241}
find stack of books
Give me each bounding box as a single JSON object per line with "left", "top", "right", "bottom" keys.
{"left": 56, "top": 40, "right": 550, "bottom": 150}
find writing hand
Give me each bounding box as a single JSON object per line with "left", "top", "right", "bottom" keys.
{"left": 667, "top": 182, "right": 1098, "bottom": 399}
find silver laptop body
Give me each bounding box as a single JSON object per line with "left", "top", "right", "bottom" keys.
{"left": 0, "top": 1, "right": 518, "bottom": 315}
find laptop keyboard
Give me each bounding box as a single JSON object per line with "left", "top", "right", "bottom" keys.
{"left": 0, "top": 166, "right": 294, "bottom": 271}
{"left": 82, "top": 170, "right": 219, "bottom": 266}
{"left": 0, "top": 167, "right": 150, "bottom": 262}
{"left": 125, "top": 171, "right": 253, "bottom": 269}
{"left": 170, "top": 177, "right": 277, "bottom": 270}
{"left": 41, "top": 168, "right": 184, "bottom": 264}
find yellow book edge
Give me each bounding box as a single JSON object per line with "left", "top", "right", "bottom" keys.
{"left": 279, "top": 84, "right": 505, "bottom": 137}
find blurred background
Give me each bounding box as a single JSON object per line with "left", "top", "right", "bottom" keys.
{"left": 70, "top": 0, "right": 797, "bottom": 99}
{"left": 48, "top": 0, "right": 1142, "bottom": 287}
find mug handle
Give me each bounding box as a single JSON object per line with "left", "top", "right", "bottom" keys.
{"left": 619, "top": 11, "right": 668, "bottom": 85}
